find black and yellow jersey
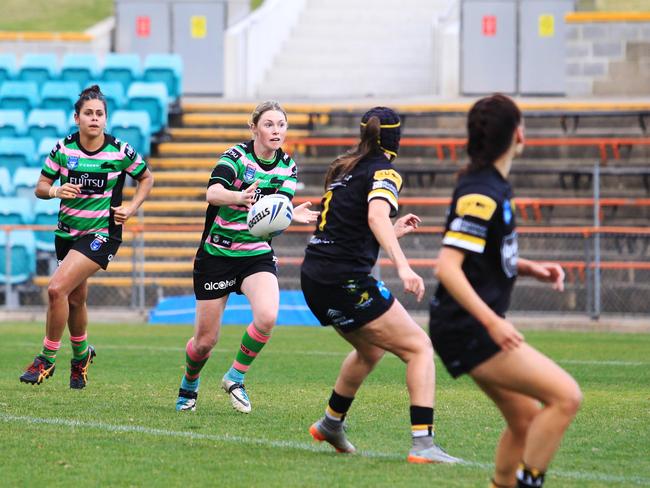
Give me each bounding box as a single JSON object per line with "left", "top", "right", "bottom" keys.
{"left": 302, "top": 153, "right": 402, "bottom": 284}
{"left": 434, "top": 165, "right": 518, "bottom": 317}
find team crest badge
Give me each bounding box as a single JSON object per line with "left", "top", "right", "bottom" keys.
{"left": 90, "top": 234, "right": 107, "bottom": 252}
{"left": 244, "top": 164, "right": 256, "bottom": 183}
{"left": 67, "top": 156, "right": 79, "bottom": 170}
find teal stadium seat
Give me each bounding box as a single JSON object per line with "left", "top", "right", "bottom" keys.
{"left": 127, "top": 82, "right": 168, "bottom": 133}
{"left": 26, "top": 109, "right": 68, "bottom": 147}
{"left": 0, "top": 197, "right": 33, "bottom": 224}
{"left": 101, "top": 53, "right": 141, "bottom": 91}
{"left": 0, "top": 110, "right": 26, "bottom": 137}
{"left": 40, "top": 81, "right": 80, "bottom": 113}
{"left": 110, "top": 110, "right": 151, "bottom": 156}
{"left": 18, "top": 53, "right": 58, "bottom": 85}
{"left": 61, "top": 53, "right": 99, "bottom": 88}
{"left": 0, "top": 167, "right": 12, "bottom": 196}
{"left": 37, "top": 137, "right": 60, "bottom": 165}
{"left": 67, "top": 111, "right": 77, "bottom": 133}
{"left": 0, "top": 230, "right": 36, "bottom": 284}
{"left": 0, "top": 81, "right": 40, "bottom": 114}
{"left": 33, "top": 198, "right": 59, "bottom": 252}
{"left": 86, "top": 80, "right": 125, "bottom": 115}
{"left": 0, "top": 53, "right": 17, "bottom": 82}
{"left": 13, "top": 167, "right": 41, "bottom": 199}
{"left": 143, "top": 54, "right": 183, "bottom": 101}
{"left": 0, "top": 137, "right": 36, "bottom": 173}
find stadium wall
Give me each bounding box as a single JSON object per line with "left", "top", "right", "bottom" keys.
{"left": 566, "top": 12, "right": 650, "bottom": 95}
{"left": 0, "top": 17, "right": 114, "bottom": 58}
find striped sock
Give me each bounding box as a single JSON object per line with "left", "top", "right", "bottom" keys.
{"left": 184, "top": 337, "right": 211, "bottom": 382}
{"left": 227, "top": 323, "right": 270, "bottom": 379}
{"left": 70, "top": 333, "right": 89, "bottom": 361}
{"left": 322, "top": 389, "right": 354, "bottom": 430}
{"left": 40, "top": 337, "right": 61, "bottom": 364}
{"left": 410, "top": 405, "right": 434, "bottom": 450}
{"left": 516, "top": 463, "right": 545, "bottom": 487}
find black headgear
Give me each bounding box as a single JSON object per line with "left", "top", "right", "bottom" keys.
{"left": 360, "top": 106, "right": 401, "bottom": 159}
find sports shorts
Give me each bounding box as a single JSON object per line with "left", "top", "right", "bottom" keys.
{"left": 428, "top": 298, "right": 502, "bottom": 378}
{"left": 55, "top": 234, "right": 120, "bottom": 270}
{"left": 193, "top": 250, "right": 277, "bottom": 300}
{"left": 300, "top": 272, "right": 395, "bottom": 333}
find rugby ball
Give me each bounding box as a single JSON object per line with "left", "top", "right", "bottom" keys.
{"left": 246, "top": 194, "right": 293, "bottom": 238}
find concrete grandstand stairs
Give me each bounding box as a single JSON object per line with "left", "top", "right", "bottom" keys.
{"left": 256, "top": 0, "right": 452, "bottom": 98}
{"left": 83, "top": 100, "right": 650, "bottom": 310}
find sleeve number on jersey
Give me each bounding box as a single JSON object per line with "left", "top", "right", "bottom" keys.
{"left": 318, "top": 190, "right": 333, "bottom": 231}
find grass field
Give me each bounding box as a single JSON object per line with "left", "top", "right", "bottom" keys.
{"left": 1, "top": 322, "right": 649, "bottom": 487}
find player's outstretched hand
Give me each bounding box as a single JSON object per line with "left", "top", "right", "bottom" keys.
{"left": 528, "top": 261, "right": 565, "bottom": 292}
{"left": 239, "top": 181, "right": 260, "bottom": 209}
{"left": 394, "top": 213, "right": 421, "bottom": 239}
{"left": 293, "top": 201, "right": 319, "bottom": 224}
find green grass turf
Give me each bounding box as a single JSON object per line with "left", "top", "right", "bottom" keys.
{"left": 0, "top": 0, "right": 113, "bottom": 32}
{"left": 1, "top": 323, "right": 648, "bottom": 487}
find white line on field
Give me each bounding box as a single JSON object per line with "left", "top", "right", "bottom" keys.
{"left": 7, "top": 342, "right": 649, "bottom": 365}
{"left": 0, "top": 414, "right": 648, "bottom": 485}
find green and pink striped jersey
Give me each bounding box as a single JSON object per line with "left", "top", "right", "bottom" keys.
{"left": 200, "top": 140, "right": 297, "bottom": 258}
{"left": 40, "top": 132, "right": 148, "bottom": 241}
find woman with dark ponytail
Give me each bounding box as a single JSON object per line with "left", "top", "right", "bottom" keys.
{"left": 301, "top": 107, "right": 458, "bottom": 464}
{"left": 430, "top": 94, "right": 582, "bottom": 488}
{"left": 20, "top": 84, "right": 153, "bottom": 389}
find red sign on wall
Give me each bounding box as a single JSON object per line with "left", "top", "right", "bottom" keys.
{"left": 136, "top": 16, "right": 151, "bottom": 38}
{"left": 482, "top": 15, "right": 497, "bottom": 36}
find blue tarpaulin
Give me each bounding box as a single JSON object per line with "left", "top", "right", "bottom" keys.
{"left": 148, "top": 291, "right": 320, "bottom": 326}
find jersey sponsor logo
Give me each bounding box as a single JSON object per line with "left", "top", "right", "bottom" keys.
{"left": 57, "top": 221, "right": 70, "bottom": 233}
{"left": 455, "top": 194, "right": 497, "bottom": 221}
{"left": 101, "top": 161, "right": 117, "bottom": 170}
{"left": 373, "top": 169, "right": 403, "bottom": 190}
{"left": 67, "top": 156, "right": 79, "bottom": 170}
{"left": 68, "top": 170, "right": 108, "bottom": 195}
{"left": 108, "top": 254, "right": 114, "bottom": 261}
{"left": 124, "top": 143, "right": 136, "bottom": 161}
{"left": 210, "top": 234, "right": 232, "bottom": 248}
{"left": 223, "top": 147, "right": 242, "bottom": 161}
{"left": 90, "top": 234, "right": 107, "bottom": 251}
{"left": 49, "top": 142, "right": 61, "bottom": 159}
{"left": 501, "top": 231, "right": 518, "bottom": 278}
{"left": 449, "top": 217, "right": 488, "bottom": 238}
{"left": 326, "top": 308, "right": 354, "bottom": 327}
{"left": 371, "top": 179, "right": 399, "bottom": 195}
{"left": 204, "top": 278, "right": 236, "bottom": 291}
{"left": 503, "top": 199, "right": 513, "bottom": 224}
{"left": 244, "top": 164, "right": 256, "bottom": 183}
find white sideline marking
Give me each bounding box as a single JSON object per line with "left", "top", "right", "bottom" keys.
{"left": 8, "top": 342, "right": 648, "bottom": 365}
{"left": 1, "top": 414, "right": 649, "bottom": 485}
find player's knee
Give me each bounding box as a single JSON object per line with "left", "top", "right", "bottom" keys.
{"left": 253, "top": 311, "right": 277, "bottom": 333}
{"left": 358, "top": 347, "right": 385, "bottom": 367}
{"left": 559, "top": 384, "right": 582, "bottom": 419}
{"left": 47, "top": 282, "right": 68, "bottom": 302}
{"left": 192, "top": 339, "right": 215, "bottom": 357}
{"left": 68, "top": 290, "right": 87, "bottom": 310}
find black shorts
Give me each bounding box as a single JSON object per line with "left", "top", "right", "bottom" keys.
{"left": 428, "top": 300, "right": 501, "bottom": 378}
{"left": 193, "top": 250, "right": 277, "bottom": 300}
{"left": 300, "top": 272, "right": 395, "bottom": 333}
{"left": 55, "top": 234, "right": 120, "bottom": 270}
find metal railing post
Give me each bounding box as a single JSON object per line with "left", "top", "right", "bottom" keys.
{"left": 592, "top": 162, "right": 601, "bottom": 320}
{"left": 137, "top": 206, "right": 145, "bottom": 311}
